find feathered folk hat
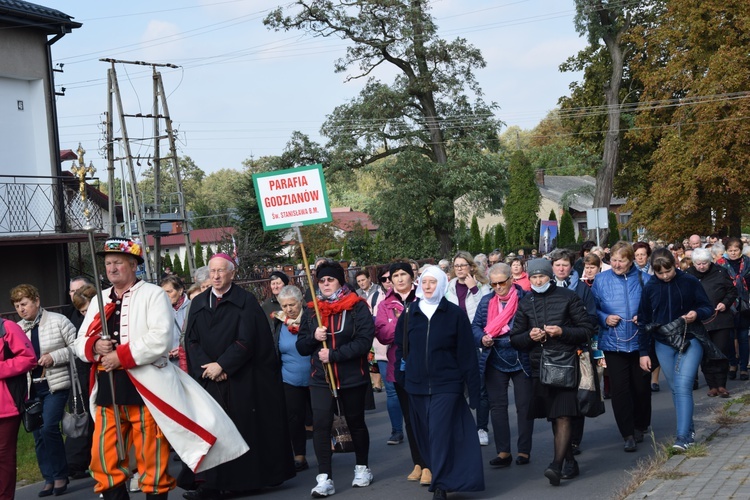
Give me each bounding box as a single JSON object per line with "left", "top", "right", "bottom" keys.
{"left": 97, "top": 237, "right": 144, "bottom": 264}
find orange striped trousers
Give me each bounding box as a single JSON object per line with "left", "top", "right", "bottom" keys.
{"left": 90, "top": 404, "right": 175, "bottom": 495}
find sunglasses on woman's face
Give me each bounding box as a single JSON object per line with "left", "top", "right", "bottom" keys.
{"left": 318, "top": 277, "right": 338, "bottom": 284}
{"left": 380, "top": 275, "right": 391, "bottom": 283}
{"left": 490, "top": 278, "right": 510, "bottom": 287}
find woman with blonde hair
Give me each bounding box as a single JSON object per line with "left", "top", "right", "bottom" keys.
{"left": 446, "top": 251, "right": 490, "bottom": 323}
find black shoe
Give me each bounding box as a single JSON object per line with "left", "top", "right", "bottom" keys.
{"left": 634, "top": 429, "right": 647, "bottom": 443}
{"left": 489, "top": 455, "right": 512, "bottom": 468}
{"left": 561, "top": 459, "right": 579, "bottom": 480}
{"left": 294, "top": 459, "right": 309, "bottom": 472}
{"left": 729, "top": 369, "right": 737, "bottom": 380}
{"left": 183, "top": 488, "right": 220, "bottom": 500}
{"left": 387, "top": 432, "right": 404, "bottom": 445}
{"left": 624, "top": 436, "right": 637, "bottom": 452}
{"left": 571, "top": 443, "right": 581, "bottom": 456}
{"left": 38, "top": 485, "right": 54, "bottom": 498}
{"left": 433, "top": 488, "right": 447, "bottom": 500}
{"left": 515, "top": 455, "right": 530, "bottom": 465}
{"left": 544, "top": 464, "right": 562, "bottom": 486}
{"left": 651, "top": 383, "right": 660, "bottom": 392}
{"left": 741, "top": 372, "right": 749, "bottom": 381}
{"left": 53, "top": 479, "right": 69, "bottom": 496}
{"left": 693, "top": 379, "right": 699, "bottom": 390}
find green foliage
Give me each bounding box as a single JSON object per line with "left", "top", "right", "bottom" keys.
{"left": 559, "top": 211, "right": 577, "bottom": 247}
{"left": 341, "top": 240, "right": 351, "bottom": 260}
{"left": 548, "top": 209, "right": 557, "bottom": 221}
{"left": 483, "top": 228, "right": 494, "bottom": 255}
{"left": 265, "top": 1, "right": 503, "bottom": 256}
{"left": 577, "top": 230, "right": 584, "bottom": 243}
{"left": 205, "top": 245, "right": 214, "bottom": 261}
{"left": 234, "top": 160, "right": 285, "bottom": 270}
{"left": 469, "top": 216, "right": 482, "bottom": 255}
{"left": 494, "top": 223, "right": 507, "bottom": 254}
{"left": 346, "top": 224, "right": 376, "bottom": 264}
{"left": 534, "top": 218, "right": 541, "bottom": 249}
{"left": 138, "top": 156, "right": 205, "bottom": 212}
{"left": 505, "top": 151, "right": 540, "bottom": 249}
{"left": 162, "top": 252, "right": 173, "bottom": 272}
{"left": 194, "top": 240, "right": 205, "bottom": 269}
{"left": 172, "top": 253, "right": 184, "bottom": 276}
{"left": 455, "top": 219, "right": 469, "bottom": 254}
{"left": 608, "top": 212, "right": 620, "bottom": 246}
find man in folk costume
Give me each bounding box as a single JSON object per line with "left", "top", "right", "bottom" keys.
{"left": 74, "top": 238, "right": 249, "bottom": 500}
{"left": 184, "top": 253, "right": 296, "bottom": 500}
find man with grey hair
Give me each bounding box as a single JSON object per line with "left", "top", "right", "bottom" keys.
{"left": 185, "top": 253, "right": 295, "bottom": 498}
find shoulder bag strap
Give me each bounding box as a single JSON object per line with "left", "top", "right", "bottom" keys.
{"left": 402, "top": 303, "right": 410, "bottom": 360}
{"left": 67, "top": 347, "right": 83, "bottom": 413}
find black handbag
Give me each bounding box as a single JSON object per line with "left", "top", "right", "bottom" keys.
{"left": 576, "top": 350, "right": 605, "bottom": 417}
{"left": 653, "top": 317, "right": 690, "bottom": 353}
{"left": 539, "top": 346, "right": 578, "bottom": 389}
{"left": 23, "top": 398, "right": 44, "bottom": 432}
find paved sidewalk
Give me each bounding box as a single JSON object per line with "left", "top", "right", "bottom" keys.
{"left": 626, "top": 389, "right": 750, "bottom": 499}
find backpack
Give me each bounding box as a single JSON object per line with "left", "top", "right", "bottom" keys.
{"left": 1, "top": 319, "right": 29, "bottom": 413}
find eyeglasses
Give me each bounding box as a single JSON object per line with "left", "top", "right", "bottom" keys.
{"left": 318, "top": 277, "right": 338, "bottom": 284}
{"left": 380, "top": 275, "right": 391, "bottom": 283}
{"left": 453, "top": 263, "right": 469, "bottom": 269}
{"left": 490, "top": 278, "right": 510, "bottom": 287}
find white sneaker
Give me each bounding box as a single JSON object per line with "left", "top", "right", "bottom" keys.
{"left": 311, "top": 474, "right": 335, "bottom": 497}
{"left": 478, "top": 429, "right": 489, "bottom": 446}
{"left": 128, "top": 472, "right": 140, "bottom": 492}
{"left": 351, "top": 465, "right": 373, "bottom": 487}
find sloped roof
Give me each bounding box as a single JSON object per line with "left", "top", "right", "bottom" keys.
{"left": 539, "top": 175, "right": 627, "bottom": 213}
{"left": 145, "top": 227, "right": 236, "bottom": 248}
{"left": 0, "top": 0, "right": 81, "bottom": 33}
{"left": 331, "top": 208, "right": 378, "bottom": 232}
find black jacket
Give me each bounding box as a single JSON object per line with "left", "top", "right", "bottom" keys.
{"left": 685, "top": 263, "right": 738, "bottom": 332}
{"left": 297, "top": 299, "right": 374, "bottom": 389}
{"left": 509, "top": 283, "right": 595, "bottom": 377}
{"left": 394, "top": 298, "right": 480, "bottom": 408}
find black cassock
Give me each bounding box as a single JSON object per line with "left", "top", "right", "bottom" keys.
{"left": 186, "top": 285, "right": 295, "bottom": 490}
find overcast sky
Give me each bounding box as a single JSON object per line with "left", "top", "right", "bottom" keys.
{"left": 51, "top": 0, "right": 588, "bottom": 177}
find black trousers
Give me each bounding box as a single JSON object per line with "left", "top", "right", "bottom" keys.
{"left": 603, "top": 351, "right": 651, "bottom": 439}
{"left": 309, "top": 385, "right": 369, "bottom": 477}
{"left": 284, "top": 383, "right": 311, "bottom": 457}
{"left": 703, "top": 328, "right": 732, "bottom": 389}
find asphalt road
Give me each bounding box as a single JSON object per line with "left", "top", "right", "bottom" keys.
{"left": 16, "top": 372, "right": 739, "bottom": 500}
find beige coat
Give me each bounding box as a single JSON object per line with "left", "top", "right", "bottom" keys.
{"left": 18, "top": 309, "right": 76, "bottom": 393}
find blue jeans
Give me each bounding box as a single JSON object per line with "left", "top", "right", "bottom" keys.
{"left": 729, "top": 326, "right": 749, "bottom": 372}
{"left": 32, "top": 386, "right": 70, "bottom": 482}
{"left": 378, "top": 360, "right": 403, "bottom": 434}
{"left": 655, "top": 338, "right": 702, "bottom": 440}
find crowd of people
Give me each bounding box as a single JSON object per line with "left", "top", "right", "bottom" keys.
{"left": 1, "top": 232, "right": 750, "bottom": 500}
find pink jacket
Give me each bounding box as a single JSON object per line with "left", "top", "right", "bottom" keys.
{"left": 0, "top": 319, "right": 37, "bottom": 418}
{"left": 374, "top": 286, "right": 416, "bottom": 383}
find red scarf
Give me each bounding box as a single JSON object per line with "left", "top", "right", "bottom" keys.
{"left": 86, "top": 302, "right": 117, "bottom": 337}
{"left": 271, "top": 310, "right": 301, "bottom": 334}
{"left": 484, "top": 289, "right": 519, "bottom": 338}
{"left": 308, "top": 291, "right": 364, "bottom": 329}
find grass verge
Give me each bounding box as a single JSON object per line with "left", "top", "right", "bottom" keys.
{"left": 16, "top": 427, "right": 42, "bottom": 486}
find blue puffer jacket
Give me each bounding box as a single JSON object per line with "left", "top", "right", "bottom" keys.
{"left": 471, "top": 285, "right": 531, "bottom": 379}
{"left": 591, "top": 265, "right": 650, "bottom": 353}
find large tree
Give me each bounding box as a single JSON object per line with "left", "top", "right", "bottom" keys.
{"left": 504, "top": 151, "right": 540, "bottom": 249}
{"left": 626, "top": 0, "right": 750, "bottom": 238}
{"left": 265, "top": 0, "right": 503, "bottom": 256}
{"left": 568, "top": 1, "right": 646, "bottom": 241}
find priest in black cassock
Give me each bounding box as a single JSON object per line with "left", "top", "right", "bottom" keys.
{"left": 184, "top": 253, "right": 295, "bottom": 500}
